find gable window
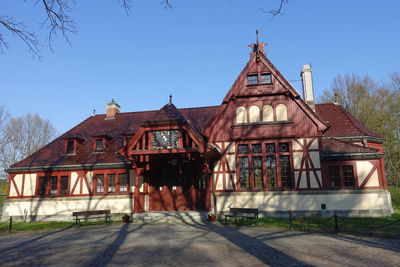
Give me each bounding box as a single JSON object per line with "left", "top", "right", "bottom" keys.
{"left": 260, "top": 73, "right": 272, "bottom": 84}
{"left": 95, "top": 139, "right": 104, "bottom": 152}
{"left": 247, "top": 75, "right": 258, "bottom": 85}
{"left": 66, "top": 140, "right": 75, "bottom": 154}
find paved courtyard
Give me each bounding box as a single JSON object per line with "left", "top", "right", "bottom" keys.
{"left": 0, "top": 220, "right": 399, "bottom": 266}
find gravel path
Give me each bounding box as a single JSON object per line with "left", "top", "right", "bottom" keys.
{"left": 0, "top": 221, "right": 399, "bottom": 266}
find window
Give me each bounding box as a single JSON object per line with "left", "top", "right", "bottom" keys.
{"left": 266, "top": 155, "right": 277, "bottom": 188}
{"left": 238, "top": 144, "right": 249, "bottom": 154}
{"left": 96, "top": 174, "right": 104, "bottom": 193}
{"left": 95, "top": 139, "right": 104, "bottom": 151}
{"left": 260, "top": 73, "right": 272, "bottom": 84}
{"left": 108, "top": 174, "right": 116, "bottom": 193}
{"left": 343, "top": 166, "right": 355, "bottom": 187}
{"left": 237, "top": 141, "right": 292, "bottom": 191}
{"left": 253, "top": 156, "right": 263, "bottom": 189}
{"left": 119, "top": 173, "right": 128, "bottom": 192}
{"left": 328, "top": 167, "right": 340, "bottom": 188}
{"left": 39, "top": 176, "right": 48, "bottom": 196}
{"left": 280, "top": 155, "right": 292, "bottom": 188}
{"left": 66, "top": 140, "right": 75, "bottom": 154}
{"left": 239, "top": 157, "right": 250, "bottom": 189}
{"left": 247, "top": 75, "right": 258, "bottom": 85}
{"left": 50, "top": 176, "right": 58, "bottom": 195}
{"left": 328, "top": 165, "right": 355, "bottom": 189}
{"left": 61, "top": 176, "right": 69, "bottom": 195}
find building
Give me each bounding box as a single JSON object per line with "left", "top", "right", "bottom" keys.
{"left": 2, "top": 41, "right": 393, "bottom": 221}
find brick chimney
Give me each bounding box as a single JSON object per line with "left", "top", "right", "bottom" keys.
{"left": 105, "top": 99, "right": 120, "bottom": 120}
{"left": 300, "top": 64, "right": 315, "bottom": 112}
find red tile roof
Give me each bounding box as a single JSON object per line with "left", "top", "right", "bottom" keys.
{"left": 315, "top": 103, "right": 380, "bottom": 138}
{"left": 10, "top": 106, "right": 218, "bottom": 168}
{"left": 322, "top": 138, "right": 378, "bottom": 154}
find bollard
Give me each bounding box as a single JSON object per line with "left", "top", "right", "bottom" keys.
{"left": 289, "top": 210, "right": 292, "bottom": 230}
{"left": 9, "top": 216, "right": 13, "bottom": 233}
{"left": 334, "top": 211, "right": 338, "bottom": 234}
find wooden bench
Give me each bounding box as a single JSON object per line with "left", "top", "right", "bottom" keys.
{"left": 224, "top": 208, "right": 259, "bottom": 225}
{"left": 72, "top": 210, "right": 112, "bottom": 226}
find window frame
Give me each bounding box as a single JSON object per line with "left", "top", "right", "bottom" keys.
{"left": 93, "top": 138, "right": 105, "bottom": 152}
{"left": 327, "top": 164, "right": 357, "bottom": 189}
{"left": 65, "top": 140, "right": 76, "bottom": 155}
{"left": 246, "top": 73, "right": 273, "bottom": 86}
{"left": 92, "top": 170, "right": 130, "bottom": 195}
{"left": 36, "top": 172, "right": 70, "bottom": 197}
{"left": 236, "top": 141, "right": 293, "bottom": 191}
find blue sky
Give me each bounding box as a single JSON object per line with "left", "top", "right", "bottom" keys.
{"left": 1, "top": 0, "right": 399, "bottom": 134}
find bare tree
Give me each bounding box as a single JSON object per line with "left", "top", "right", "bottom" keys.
{"left": 0, "top": 112, "right": 57, "bottom": 178}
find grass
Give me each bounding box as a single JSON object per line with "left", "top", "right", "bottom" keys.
{"left": 0, "top": 220, "right": 116, "bottom": 233}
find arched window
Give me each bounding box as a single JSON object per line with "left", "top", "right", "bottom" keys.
{"left": 276, "top": 104, "right": 288, "bottom": 121}
{"left": 262, "top": 105, "right": 274, "bottom": 122}
{"left": 236, "top": 106, "right": 247, "bottom": 123}
{"left": 249, "top": 106, "right": 260, "bottom": 122}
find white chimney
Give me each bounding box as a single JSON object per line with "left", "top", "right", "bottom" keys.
{"left": 300, "top": 64, "right": 315, "bottom": 111}
{"left": 105, "top": 99, "right": 120, "bottom": 120}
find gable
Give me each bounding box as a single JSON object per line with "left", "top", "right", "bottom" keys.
{"left": 203, "top": 52, "right": 329, "bottom": 142}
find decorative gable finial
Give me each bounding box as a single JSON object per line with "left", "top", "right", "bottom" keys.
{"left": 249, "top": 29, "right": 267, "bottom": 59}
{"left": 169, "top": 94, "right": 172, "bottom": 105}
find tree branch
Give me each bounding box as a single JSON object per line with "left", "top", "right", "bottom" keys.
{"left": 263, "top": 0, "right": 289, "bottom": 16}
{"left": 39, "top": 0, "right": 76, "bottom": 51}
{"left": 0, "top": 15, "right": 40, "bottom": 58}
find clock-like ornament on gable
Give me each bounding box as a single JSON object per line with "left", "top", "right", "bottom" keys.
{"left": 152, "top": 130, "right": 179, "bottom": 149}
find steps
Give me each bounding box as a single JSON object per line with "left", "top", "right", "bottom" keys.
{"left": 132, "top": 211, "right": 209, "bottom": 224}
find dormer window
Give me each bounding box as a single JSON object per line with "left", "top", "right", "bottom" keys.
{"left": 247, "top": 75, "right": 258, "bottom": 85}
{"left": 95, "top": 139, "right": 104, "bottom": 152}
{"left": 66, "top": 140, "right": 75, "bottom": 154}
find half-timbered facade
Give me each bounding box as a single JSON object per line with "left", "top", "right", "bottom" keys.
{"left": 2, "top": 41, "right": 393, "bottom": 221}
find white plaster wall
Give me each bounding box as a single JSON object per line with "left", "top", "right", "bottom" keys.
{"left": 276, "top": 104, "right": 288, "bottom": 121}
{"left": 216, "top": 191, "right": 393, "bottom": 213}
{"left": 249, "top": 106, "right": 260, "bottom": 122}
{"left": 71, "top": 172, "right": 79, "bottom": 195}
{"left": 236, "top": 106, "right": 247, "bottom": 123}
{"left": 357, "top": 161, "right": 374, "bottom": 186}
{"left": 226, "top": 143, "right": 235, "bottom": 153}
{"left": 365, "top": 169, "right": 380, "bottom": 187}
{"left": 23, "top": 174, "right": 37, "bottom": 196}
{"left": 2, "top": 196, "right": 133, "bottom": 219}
{"left": 309, "top": 151, "right": 321, "bottom": 168}
{"left": 9, "top": 174, "right": 23, "bottom": 197}
{"left": 309, "top": 139, "right": 319, "bottom": 149}
{"left": 293, "top": 152, "right": 303, "bottom": 169}
{"left": 262, "top": 105, "right": 274, "bottom": 122}
{"left": 226, "top": 154, "right": 236, "bottom": 171}
{"left": 215, "top": 173, "right": 223, "bottom": 190}
{"left": 292, "top": 139, "right": 303, "bottom": 151}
